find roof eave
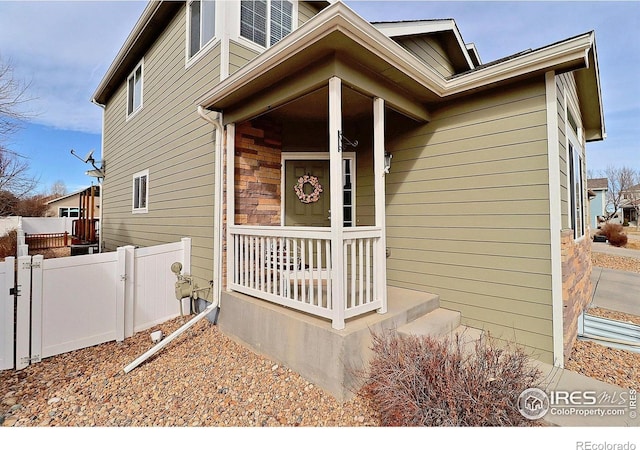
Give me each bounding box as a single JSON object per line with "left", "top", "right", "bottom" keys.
{"left": 198, "top": 4, "right": 603, "bottom": 129}
{"left": 445, "top": 33, "right": 595, "bottom": 97}
{"left": 91, "top": 1, "right": 181, "bottom": 105}
{"left": 577, "top": 34, "right": 606, "bottom": 142}
{"left": 197, "top": 2, "right": 447, "bottom": 109}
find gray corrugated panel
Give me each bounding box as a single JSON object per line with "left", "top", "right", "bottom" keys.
{"left": 578, "top": 312, "right": 640, "bottom": 354}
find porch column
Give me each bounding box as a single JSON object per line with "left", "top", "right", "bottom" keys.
{"left": 329, "top": 77, "right": 345, "bottom": 330}
{"left": 373, "top": 97, "right": 388, "bottom": 314}
{"left": 225, "top": 123, "right": 236, "bottom": 292}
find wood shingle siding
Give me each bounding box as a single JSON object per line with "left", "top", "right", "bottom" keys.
{"left": 101, "top": 4, "right": 220, "bottom": 297}
{"left": 385, "top": 78, "right": 554, "bottom": 362}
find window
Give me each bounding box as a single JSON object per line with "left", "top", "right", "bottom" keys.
{"left": 59, "top": 207, "right": 79, "bottom": 218}
{"left": 569, "top": 143, "right": 584, "bottom": 238}
{"left": 188, "top": 0, "right": 216, "bottom": 58}
{"left": 133, "top": 170, "right": 149, "bottom": 213}
{"left": 240, "top": 0, "right": 293, "bottom": 48}
{"left": 343, "top": 158, "right": 354, "bottom": 227}
{"left": 127, "top": 61, "right": 143, "bottom": 116}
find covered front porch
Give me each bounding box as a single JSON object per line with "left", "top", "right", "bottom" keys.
{"left": 224, "top": 78, "right": 399, "bottom": 330}
{"left": 196, "top": 11, "right": 434, "bottom": 330}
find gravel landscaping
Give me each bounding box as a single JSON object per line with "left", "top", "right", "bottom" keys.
{"left": 1, "top": 246, "right": 639, "bottom": 427}
{"left": 0, "top": 318, "right": 378, "bottom": 427}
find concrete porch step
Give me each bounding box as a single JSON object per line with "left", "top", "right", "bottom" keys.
{"left": 441, "top": 325, "right": 485, "bottom": 353}
{"left": 397, "top": 308, "right": 461, "bottom": 338}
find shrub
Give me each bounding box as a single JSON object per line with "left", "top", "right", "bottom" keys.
{"left": 599, "top": 222, "right": 623, "bottom": 239}
{"left": 360, "top": 330, "right": 543, "bottom": 426}
{"left": 598, "top": 222, "right": 628, "bottom": 247}
{"left": 0, "top": 229, "right": 17, "bottom": 260}
{"left": 608, "top": 232, "right": 628, "bottom": 247}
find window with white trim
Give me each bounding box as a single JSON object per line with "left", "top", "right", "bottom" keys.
{"left": 240, "top": 0, "right": 293, "bottom": 48}
{"left": 133, "top": 169, "right": 149, "bottom": 213}
{"left": 59, "top": 207, "right": 79, "bottom": 218}
{"left": 567, "top": 108, "right": 585, "bottom": 239}
{"left": 188, "top": 0, "right": 216, "bottom": 58}
{"left": 127, "top": 61, "right": 143, "bottom": 116}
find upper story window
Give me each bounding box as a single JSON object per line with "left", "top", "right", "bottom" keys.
{"left": 240, "top": 0, "right": 293, "bottom": 48}
{"left": 188, "top": 0, "right": 216, "bottom": 58}
{"left": 133, "top": 169, "right": 149, "bottom": 214}
{"left": 127, "top": 61, "right": 143, "bottom": 117}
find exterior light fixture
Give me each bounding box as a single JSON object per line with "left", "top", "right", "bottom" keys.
{"left": 384, "top": 151, "right": 392, "bottom": 173}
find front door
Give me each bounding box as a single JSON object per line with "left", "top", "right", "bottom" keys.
{"left": 284, "top": 159, "right": 330, "bottom": 227}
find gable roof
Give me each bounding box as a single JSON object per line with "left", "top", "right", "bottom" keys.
{"left": 45, "top": 186, "right": 101, "bottom": 206}
{"left": 197, "top": 1, "right": 604, "bottom": 140}
{"left": 372, "top": 19, "right": 476, "bottom": 71}
{"left": 92, "top": 1, "right": 605, "bottom": 140}
{"left": 587, "top": 178, "right": 608, "bottom": 190}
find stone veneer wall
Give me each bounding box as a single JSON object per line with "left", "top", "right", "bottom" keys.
{"left": 234, "top": 119, "right": 282, "bottom": 226}
{"left": 561, "top": 229, "right": 592, "bottom": 364}
{"left": 221, "top": 119, "right": 283, "bottom": 290}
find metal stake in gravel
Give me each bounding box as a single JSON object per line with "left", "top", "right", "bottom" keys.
{"left": 123, "top": 302, "right": 219, "bottom": 373}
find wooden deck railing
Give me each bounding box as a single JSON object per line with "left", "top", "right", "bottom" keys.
{"left": 25, "top": 232, "right": 69, "bottom": 250}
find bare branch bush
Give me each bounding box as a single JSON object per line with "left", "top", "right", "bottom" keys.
{"left": 359, "top": 330, "right": 543, "bottom": 426}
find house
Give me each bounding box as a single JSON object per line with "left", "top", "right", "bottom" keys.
{"left": 587, "top": 178, "right": 608, "bottom": 229}
{"left": 621, "top": 183, "right": 640, "bottom": 226}
{"left": 91, "top": 1, "right": 604, "bottom": 398}
{"left": 46, "top": 186, "right": 100, "bottom": 219}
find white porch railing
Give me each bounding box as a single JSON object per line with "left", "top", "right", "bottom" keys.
{"left": 229, "top": 225, "right": 384, "bottom": 328}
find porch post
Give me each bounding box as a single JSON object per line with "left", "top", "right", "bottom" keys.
{"left": 226, "top": 123, "right": 236, "bottom": 292}
{"left": 373, "top": 97, "right": 388, "bottom": 314}
{"left": 329, "top": 77, "right": 345, "bottom": 330}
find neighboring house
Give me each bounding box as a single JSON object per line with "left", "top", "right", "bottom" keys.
{"left": 587, "top": 178, "right": 608, "bottom": 229}
{"left": 92, "top": 0, "right": 604, "bottom": 390}
{"left": 46, "top": 186, "right": 101, "bottom": 219}
{"left": 621, "top": 183, "right": 640, "bottom": 225}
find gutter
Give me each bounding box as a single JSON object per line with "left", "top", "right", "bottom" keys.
{"left": 196, "top": 2, "right": 593, "bottom": 110}
{"left": 122, "top": 107, "right": 224, "bottom": 374}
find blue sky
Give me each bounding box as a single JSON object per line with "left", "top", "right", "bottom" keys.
{"left": 0, "top": 0, "right": 638, "bottom": 195}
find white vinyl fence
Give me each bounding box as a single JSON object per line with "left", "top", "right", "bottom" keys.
{"left": 0, "top": 257, "right": 14, "bottom": 370}
{"left": 0, "top": 217, "right": 76, "bottom": 236}
{"left": 2, "top": 238, "right": 192, "bottom": 370}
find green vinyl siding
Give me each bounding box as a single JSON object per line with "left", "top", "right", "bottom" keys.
{"left": 385, "top": 78, "right": 554, "bottom": 362}
{"left": 395, "top": 35, "right": 456, "bottom": 78}
{"left": 101, "top": 4, "right": 221, "bottom": 298}
{"left": 298, "top": 1, "right": 325, "bottom": 25}
{"left": 229, "top": 40, "right": 260, "bottom": 75}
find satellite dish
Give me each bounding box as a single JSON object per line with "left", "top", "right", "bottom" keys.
{"left": 83, "top": 149, "right": 95, "bottom": 163}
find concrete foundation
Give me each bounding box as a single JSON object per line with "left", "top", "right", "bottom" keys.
{"left": 217, "top": 286, "right": 439, "bottom": 402}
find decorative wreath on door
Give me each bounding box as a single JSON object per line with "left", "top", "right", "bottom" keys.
{"left": 294, "top": 174, "right": 323, "bottom": 204}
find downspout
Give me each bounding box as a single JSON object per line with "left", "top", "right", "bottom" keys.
{"left": 91, "top": 98, "right": 105, "bottom": 253}
{"left": 122, "top": 107, "right": 224, "bottom": 374}
{"left": 197, "top": 105, "right": 225, "bottom": 312}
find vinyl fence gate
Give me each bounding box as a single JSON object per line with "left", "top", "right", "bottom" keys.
{"left": 0, "top": 238, "right": 191, "bottom": 371}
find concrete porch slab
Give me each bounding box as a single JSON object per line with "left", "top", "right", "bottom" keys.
{"left": 217, "top": 286, "right": 439, "bottom": 402}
